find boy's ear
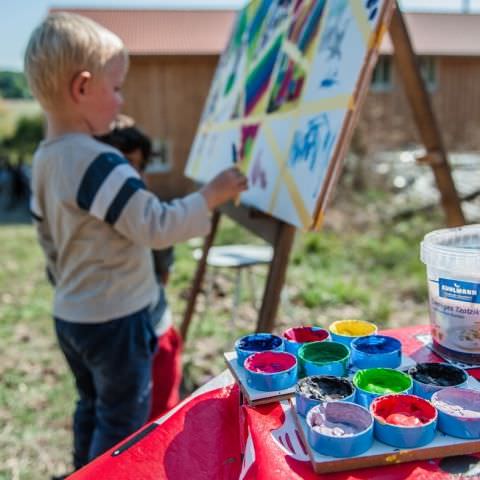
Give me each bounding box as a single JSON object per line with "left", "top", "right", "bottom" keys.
{"left": 70, "top": 70, "right": 92, "bottom": 103}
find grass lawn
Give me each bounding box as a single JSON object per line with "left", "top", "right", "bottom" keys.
{"left": 0, "top": 202, "right": 443, "bottom": 479}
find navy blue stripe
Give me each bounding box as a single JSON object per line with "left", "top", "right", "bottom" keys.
{"left": 104, "top": 177, "right": 145, "bottom": 225}
{"left": 76, "top": 153, "right": 127, "bottom": 211}
{"left": 30, "top": 209, "right": 42, "bottom": 222}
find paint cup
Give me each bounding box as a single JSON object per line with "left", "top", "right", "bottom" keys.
{"left": 298, "top": 341, "right": 350, "bottom": 377}
{"left": 351, "top": 335, "right": 402, "bottom": 370}
{"left": 306, "top": 401, "right": 374, "bottom": 457}
{"left": 431, "top": 387, "right": 480, "bottom": 439}
{"left": 353, "top": 368, "right": 413, "bottom": 408}
{"left": 371, "top": 394, "right": 437, "bottom": 448}
{"left": 329, "top": 320, "right": 377, "bottom": 347}
{"left": 244, "top": 351, "right": 297, "bottom": 391}
{"left": 421, "top": 225, "right": 480, "bottom": 365}
{"left": 235, "top": 333, "right": 284, "bottom": 367}
{"left": 283, "top": 326, "right": 330, "bottom": 356}
{"left": 408, "top": 362, "right": 468, "bottom": 400}
{"left": 295, "top": 375, "right": 355, "bottom": 417}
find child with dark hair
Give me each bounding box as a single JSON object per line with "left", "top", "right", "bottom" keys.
{"left": 96, "top": 115, "right": 181, "bottom": 419}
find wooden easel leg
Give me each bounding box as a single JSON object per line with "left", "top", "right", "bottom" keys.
{"left": 389, "top": 2, "right": 465, "bottom": 227}
{"left": 180, "top": 210, "right": 221, "bottom": 340}
{"left": 256, "top": 223, "right": 296, "bottom": 333}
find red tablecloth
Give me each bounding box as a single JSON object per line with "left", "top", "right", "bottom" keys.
{"left": 69, "top": 325, "right": 480, "bottom": 479}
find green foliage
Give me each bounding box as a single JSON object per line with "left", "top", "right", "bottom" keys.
{"left": 2, "top": 114, "right": 44, "bottom": 155}
{"left": 0, "top": 71, "right": 32, "bottom": 100}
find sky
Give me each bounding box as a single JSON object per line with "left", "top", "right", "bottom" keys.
{"left": 1, "top": 0, "right": 480, "bottom": 71}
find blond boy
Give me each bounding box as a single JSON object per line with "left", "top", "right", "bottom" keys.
{"left": 24, "top": 12, "right": 247, "bottom": 477}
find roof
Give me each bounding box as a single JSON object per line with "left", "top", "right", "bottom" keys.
{"left": 380, "top": 12, "right": 480, "bottom": 56}
{"left": 51, "top": 8, "right": 480, "bottom": 57}
{"left": 50, "top": 8, "right": 237, "bottom": 55}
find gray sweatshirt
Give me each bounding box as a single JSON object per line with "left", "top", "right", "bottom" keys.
{"left": 30, "top": 133, "right": 210, "bottom": 323}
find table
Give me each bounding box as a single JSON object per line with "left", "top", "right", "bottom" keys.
{"left": 69, "top": 326, "right": 480, "bottom": 479}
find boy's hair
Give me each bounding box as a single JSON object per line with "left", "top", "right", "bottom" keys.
{"left": 24, "top": 12, "right": 128, "bottom": 109}
{"left": 96, "top": 115, "right": 152, "bottom": 171}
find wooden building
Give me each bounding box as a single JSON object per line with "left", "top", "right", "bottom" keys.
{"left": 57, "top": 8, "right": 480, "bottom": 198}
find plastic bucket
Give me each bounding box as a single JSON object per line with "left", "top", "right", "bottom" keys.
{"left": 421, "top": 225, "right": 480, "bottom": 364}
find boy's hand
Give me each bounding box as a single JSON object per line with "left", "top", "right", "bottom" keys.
{"left": 200, "top": 167, "right": 248, "bottom": 210}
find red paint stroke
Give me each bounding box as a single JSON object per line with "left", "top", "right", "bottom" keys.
{"left": 295, "top": 430, "right": 308, "bottom": 455}
{"left": 245, "top": 351, "right": 296, "bottom": 373}
{"left": 284, "top": 326, "right": 329, "bottom": 343}
{"left": 240, "top": 124, "right": 260, "bottom": 161}
{"left": 285, "top": 432, "right": 294, "bottom": 453}
{"left": 372, "top": 395, "right": 436, "bottom": 426}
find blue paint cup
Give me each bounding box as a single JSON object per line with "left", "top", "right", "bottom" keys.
{"left": 353, "top": 368, "right": 413, "bottom": 408}
{"left": 351, "top": 335, "right": 402, "bottom": 370}
{"left": 282, "top": 326, "right": 330, "bottom": 356}
{"left": 431, "top": 387, "right": 480, "bottom": 439}
{"left": 408, "top": 362, "right": 468, "bottom": 400}
{"left": 329, "top": 320, "right": 377, "bottom": 347}
{"left": 295, "top": 375, "right": 355, "bottom": 417}
{"left": 298, "top": 341, "right": 350, "bottom": 377}
{"left": 371, "top": 394, "right": 437, "bottom": 448}
{"left": 244, "top": 351, "right": 297, "bottom": 391}
{"left": 306, "top": 401, "right": 374, "bottom": 457}
{"left": 234, "top": 333, "right": 284, "bottom": 367}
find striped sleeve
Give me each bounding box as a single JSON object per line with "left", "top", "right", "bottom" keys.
{"left": 76, "top": 152, "right": 145, "bottom": 225}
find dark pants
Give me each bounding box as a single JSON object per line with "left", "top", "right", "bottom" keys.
{"left": 55, "top": 307, "right": 157, "bottom": 470}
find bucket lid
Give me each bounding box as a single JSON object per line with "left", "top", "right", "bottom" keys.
{"left": 421, "top": 224, "right": 480, "bottom": 274}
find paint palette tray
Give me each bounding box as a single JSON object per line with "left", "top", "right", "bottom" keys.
{"left": 225, "top": 351, "right": 418, "bottom": 406}
{"left": 224, "top": 351, "right": 296, "bottom": 405}
{"left": 289, "top": 396, "right": 480, "bottom": 474}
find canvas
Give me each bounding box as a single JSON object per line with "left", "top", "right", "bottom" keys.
{"left": 185, "top": 0, "right": 394, "bottom": 229}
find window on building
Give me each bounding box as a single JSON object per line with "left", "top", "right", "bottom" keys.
{"left": 371, "top": 56, "right": 392, "bottom": 91}
{"left": 418, "top": 56, "right": 437, "bottom": 91}
{"left": 145, "top": 138, "right": 172, "bottom": 173}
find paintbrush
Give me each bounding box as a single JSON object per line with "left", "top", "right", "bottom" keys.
{"left": 232, "top": 142, "right": 241, "bottom": 206}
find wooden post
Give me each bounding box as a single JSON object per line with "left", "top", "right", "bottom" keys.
{"left": 389, "top": 3, "right": 465, "bottom": 227}
{"left": 256, "top": 222, "right": 296, "bottom": 333}
{"left": 180, "top": 210, "right": 221, "bottom": 340}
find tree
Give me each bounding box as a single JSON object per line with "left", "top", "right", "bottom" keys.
{"left": 0, "top": 71, "right": 32, "bottom": 100}
{"left": 2, "top": 114, "right": 44, "bottom": 157}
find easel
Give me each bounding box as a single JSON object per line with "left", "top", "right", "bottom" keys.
{"left": 180, "top": 2, "right": 464, "bottom": 341}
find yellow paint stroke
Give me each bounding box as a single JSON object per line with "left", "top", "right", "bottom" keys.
{"left": 263, "top": 124, "right": 311, "bottom": 229}
{"left": 349, "top": 0, "right": 372, "bottom": 46}
{"left": 348, "top": 95, "right": 356, "bottom": 111}
{"left": 300, "top": 94, "right": 352, "bottom": 117}
{"left": 385, "top": 454, "right": 399, "bottom": 463}
{"left": 313, "top": 211, "right": 324, "bottom": 231}
{"left": 189, "top": 156, "right": 203, "bottom": 178}
{"left": 283, "top": 40, "right": 311, "bottom": 72}
{"left": 370, "top": 22, "right": 389, "bottom": 50}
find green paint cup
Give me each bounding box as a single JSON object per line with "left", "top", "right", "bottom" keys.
{"left": 298, "top": 341, "right": 350, "bottom": 377}
{"left": 353, "top": 368, "right": 413, "bottom": 407}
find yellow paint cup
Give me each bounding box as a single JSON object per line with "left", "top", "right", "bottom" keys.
{"left": 329, "top": 320, "right": 377, "bottom": 347}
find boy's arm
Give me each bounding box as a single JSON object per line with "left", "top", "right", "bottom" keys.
{"left": 76, "top": 152, "right": 210, "bottom": 249}
{"left": 115, "top": 189, "right": 211, "bottom": 249}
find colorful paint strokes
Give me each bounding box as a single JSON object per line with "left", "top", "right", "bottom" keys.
{"left": 185, "top": 0, "right": 392, "bottom": 229}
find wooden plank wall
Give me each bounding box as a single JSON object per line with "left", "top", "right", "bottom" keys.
{"left": 359, "top": 56, "right": 480, "bottom": 152}
{"left": 122, "top": 55, "right": 218, "bottom": 199}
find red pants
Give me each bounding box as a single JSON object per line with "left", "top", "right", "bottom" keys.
{"left": 148, "top": 326, "right": 183, "bottom": 421}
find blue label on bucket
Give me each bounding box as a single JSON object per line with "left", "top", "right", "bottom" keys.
{"left": 439, "top": 278, "right": 480, "bottom": 303}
